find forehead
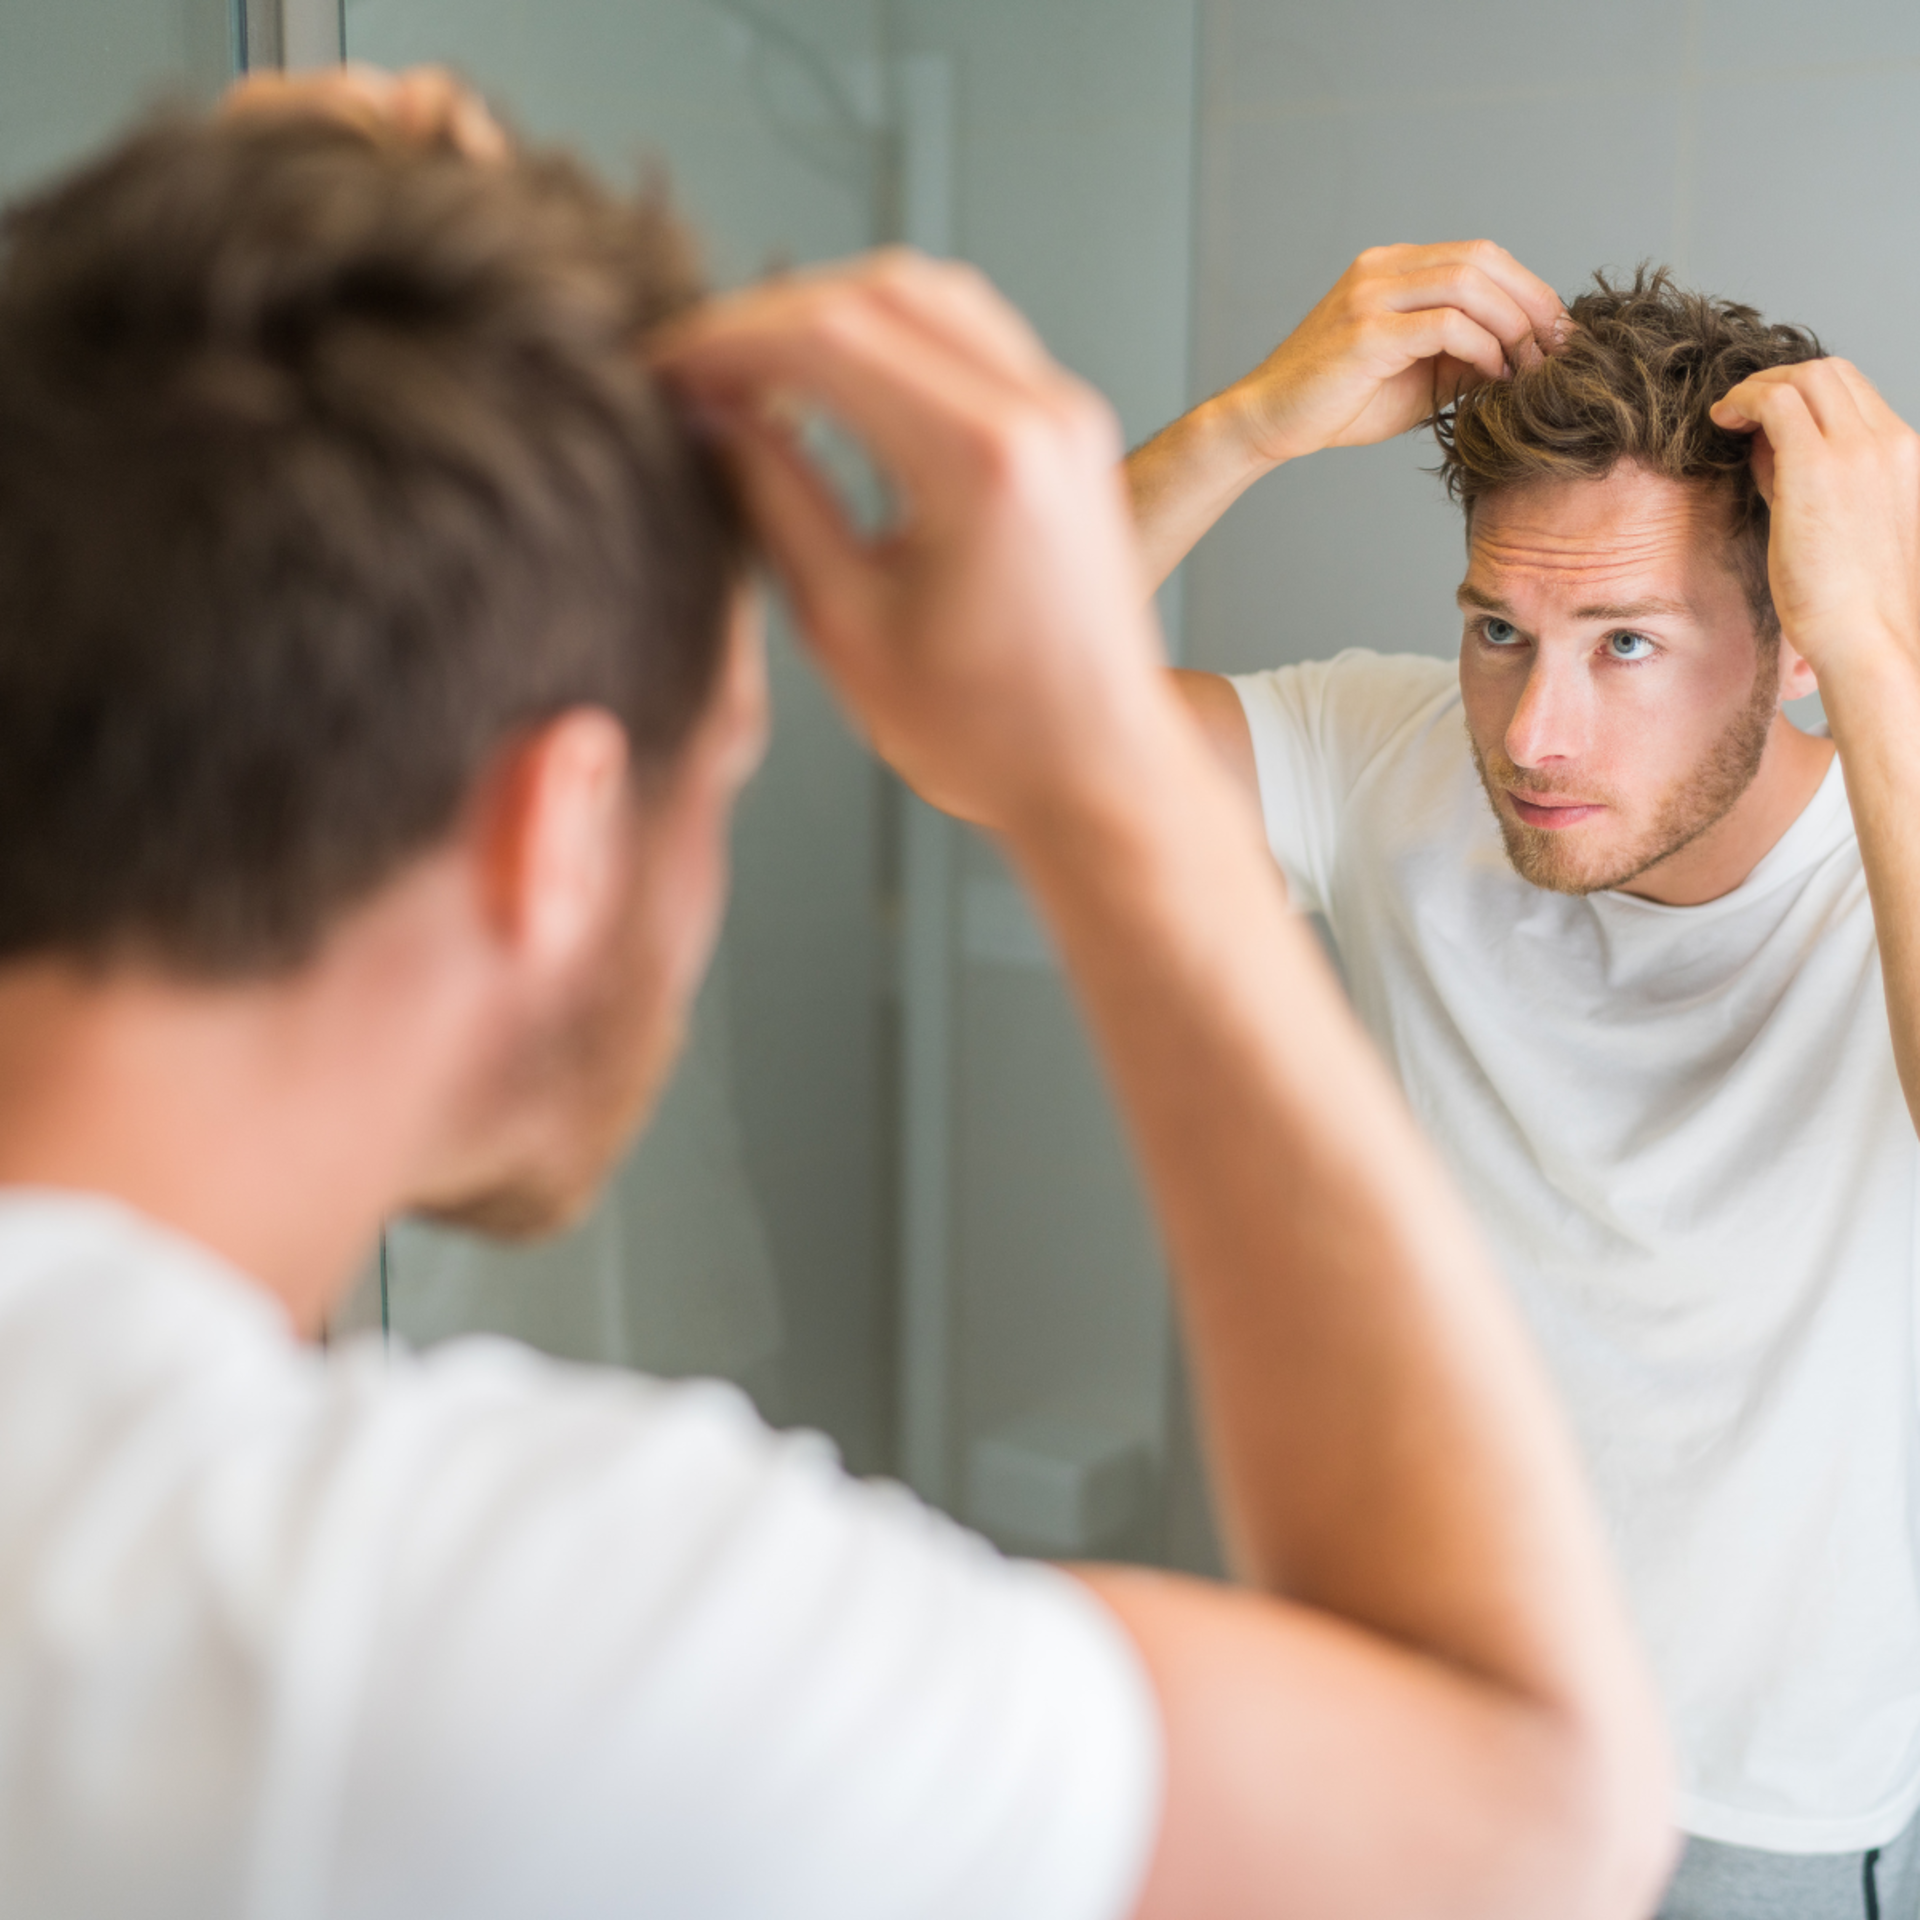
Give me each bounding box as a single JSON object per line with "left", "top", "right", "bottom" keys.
{"left": 1464, "top": 464, "right": 1738, "bottom": 610}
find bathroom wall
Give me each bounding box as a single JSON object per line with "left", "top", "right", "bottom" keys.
{"left": 0, "top": 0, "right": 231, "bottom": 201}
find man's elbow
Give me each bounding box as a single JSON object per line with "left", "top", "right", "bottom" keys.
{"left": 1520, "top": 1694, "right": 1678, "bottom": 1920}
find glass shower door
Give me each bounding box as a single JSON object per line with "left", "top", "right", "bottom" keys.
{"left": 335, "top": 0, "right": 902, "bottom": 1477}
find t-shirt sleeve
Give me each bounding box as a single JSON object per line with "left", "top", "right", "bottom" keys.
{"left": 1228, "top": 650, "right": 1458, "bottom": 916}
{"left": 305, "top": 1337, "right": 1164, "bottom": 1920}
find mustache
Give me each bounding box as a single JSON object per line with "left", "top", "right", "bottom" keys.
{"left": 1471, "top": 745, "right": 1612, "bottom": 804}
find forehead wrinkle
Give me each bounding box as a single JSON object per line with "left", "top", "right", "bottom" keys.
{"left": 1473, "top": 525, "right": 1689, "bottom": 571}
{"left": 1465, "top": 470, "right": 1726, "bottom": 589}
{"left": 1463, "top": 525, "right": 1701, "bottom": 614}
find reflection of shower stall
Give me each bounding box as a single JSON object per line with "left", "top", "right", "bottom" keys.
{"left": 232, "top": 0, "right": 344, "bottom": 72}
{"left": 214, "top": 0, "right": 1187, "bottom": 1566}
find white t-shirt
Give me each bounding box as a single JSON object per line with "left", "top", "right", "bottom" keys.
{"left": 1233, "top": 649, "right": 1920, "bottom": 1852}
{"left": 0, "top": 1192, "right": 1161, "bottom": 1920}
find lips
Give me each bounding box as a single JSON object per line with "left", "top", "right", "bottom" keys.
{"left": 1507, "top": 792, "right": 1605, "bottom": 830}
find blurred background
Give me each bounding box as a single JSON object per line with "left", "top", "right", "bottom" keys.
{"left": 3, "top": 0, "right": 1914, "bottom": 1573}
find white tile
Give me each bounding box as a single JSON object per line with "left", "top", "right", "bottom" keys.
{"left": 1687, "top": 67, "right": 1920, "bottom": 425}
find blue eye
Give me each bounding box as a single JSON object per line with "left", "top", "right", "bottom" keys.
{"left": 1482, "top": 617, "right": 1521, "bottom": 647}
{"left": 1607, "top": 631, "right": 1655, "bottom": 661}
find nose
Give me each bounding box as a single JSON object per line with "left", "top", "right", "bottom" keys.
{"left": 1504, "top": 652, "right": 1593, "bottom": 771}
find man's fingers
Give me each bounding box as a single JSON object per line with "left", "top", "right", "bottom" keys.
{"left": 1379, "top": 306, "right": 1510, "bottom": 391}
{"left": 715, "top": 410, "right": 872, "bottom": 644}
{"left": 1712, "top": 377, "right": 1823, "bottom": 486}
{"left": 655, "top": 276, "right": 1058, "bottom": 521}
{"left": 860, "top": 250, "right": 1058, "bottom": 390}
{"left": 389, "top": 65, "right": 509, "bottom": 160}
{"left": 1378, "top": 264, "right": 1544, "bottom": 370}
{"left": 1710, "top": 367, "right": 1787, "bottom": 432}
{"left": 223, "top": 62, "right": 507, "bottom": 162}
{"left": 1714, "top": 364, "right": 1861, "bottom": 445}
{"left": 1454, "top": 241, "right": 1568, "bottom": 351}
{"left": 224, "top": 64, "right": 397, "bottom": 135}
{"left": 1362, "top": 241, "right": 1567, "bottom": 356}
{"left": 1824, "top": 358, "right": 1907, "bottom": 437}
{"left": 1779, "top": 359, "right": 1872, "bottom": 440}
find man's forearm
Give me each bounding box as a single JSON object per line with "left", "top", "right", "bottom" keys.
{"left": 1818, "top": 648, "right": 1920, "bottom": 1132}
{"left": 1126, "top": 392, "right": 1277, "bottom": 597}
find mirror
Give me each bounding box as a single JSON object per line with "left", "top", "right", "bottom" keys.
{"left": 9, "top": 0, "right": 1919, "bottom": 1612}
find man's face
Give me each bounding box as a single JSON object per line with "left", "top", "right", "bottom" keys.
{"left": 1456, "top": 463, "right": 1781, "bottom": 897}
{"left": 430, "top": 598, "right": 770, "bottom": 1238}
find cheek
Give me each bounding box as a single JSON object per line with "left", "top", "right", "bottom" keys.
{"left": 1457, "top": 649, "right": 1515, "bottom": 754}
{"left": 1620, "top": 657, "right": 1752, "bottom": 771}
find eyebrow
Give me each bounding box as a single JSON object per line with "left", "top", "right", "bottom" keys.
{"left": 1456, "top": 585, "right": 1511, "bottom": 614}
{"left": 1455, "top": 585, "right": 1691, "bottom": 622}
{"left": 1570, "top": 597, "right": 1690, "bottom": 621}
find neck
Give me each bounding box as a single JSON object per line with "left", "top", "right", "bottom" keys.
{"left": 1622, "top": 712, "right": 1836, "bottom": 907}
{"left": 0, "top": 883, "right": 482, "bottom": 1333}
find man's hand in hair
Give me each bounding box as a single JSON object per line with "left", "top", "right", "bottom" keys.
{"left": 223, "top": 62, "right": 508, "bottom": 163}
{"left": 1711, "top": 359, "right": 1920, "bottom": 688}
{"left": 1126, "top": 239, "right": 1567, "bottom": 594}
{"left": 653, "top": 251, "right": 1169, "bottom": 833}
{"left": 1215, "top": 239, "right": 1566, "bottom": 464}
{"left": 1713, "top": 360, "right": 1920, "bottom": 1140}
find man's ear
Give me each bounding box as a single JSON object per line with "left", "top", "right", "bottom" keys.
{"left": 472, "top": 708, "right": 634, "bottom": 970}
{"left": 1776, "top": 632, "right": 1819, "bottom": 706}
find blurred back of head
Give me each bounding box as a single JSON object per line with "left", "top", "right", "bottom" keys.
{"left": 0, "top": 108, "right": 743, "bottom": 979}
{"left": 1434, "top": 265, "right": 1823, "bottom": 635}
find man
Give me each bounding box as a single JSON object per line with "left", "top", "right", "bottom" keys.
{"left": 0, "top": 79, "right": 1669, "bottom": 1920}
{"left": 1130, "top": 241, "right": 1920, "bottom": 1917}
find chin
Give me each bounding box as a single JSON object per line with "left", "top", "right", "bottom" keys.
{"left": 416, "top": 1169, "right": 604, "bottom": 1243}
{"left": 411, "top": 1018, "right": 680, "bottom": 1245}
{"left": 1498, "top": 822, "right": 1638, "bottom": 896}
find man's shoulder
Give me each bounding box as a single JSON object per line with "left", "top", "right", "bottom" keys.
{"left": 1228, "top": 649, "right": 1464, "bottom": 789}
{"left": 1315, "top": 647, "right": 1458, "bottom": 695}
{"left": 1230, "top": 648, "right": 1456, "bottom": 729}
{"left": 0, "top": 1190, "right": 270, "bottom": 1337}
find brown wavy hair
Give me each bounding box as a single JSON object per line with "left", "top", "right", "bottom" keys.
{"left": 0, "top": 109, "right": 744, "bottom": 976}
{"left": 1432, "top": 266, "right": 1822, "bottom": 635}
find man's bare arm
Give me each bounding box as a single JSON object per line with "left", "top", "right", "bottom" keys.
{"left": 1129, "top": 241, "right": 1567, "bottom": 594}
{"left": 1713, "top": 361, "right": 1920, "bottom": 1135}
{"left": 1023, "top": 703, "right": 1669, "bottom": 1920}
{"left": 658, "top": 252, "right": 1672, "bottom": 1920}
{"left": 1170, "top": 668, "right": 1258, "bottom": 806}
